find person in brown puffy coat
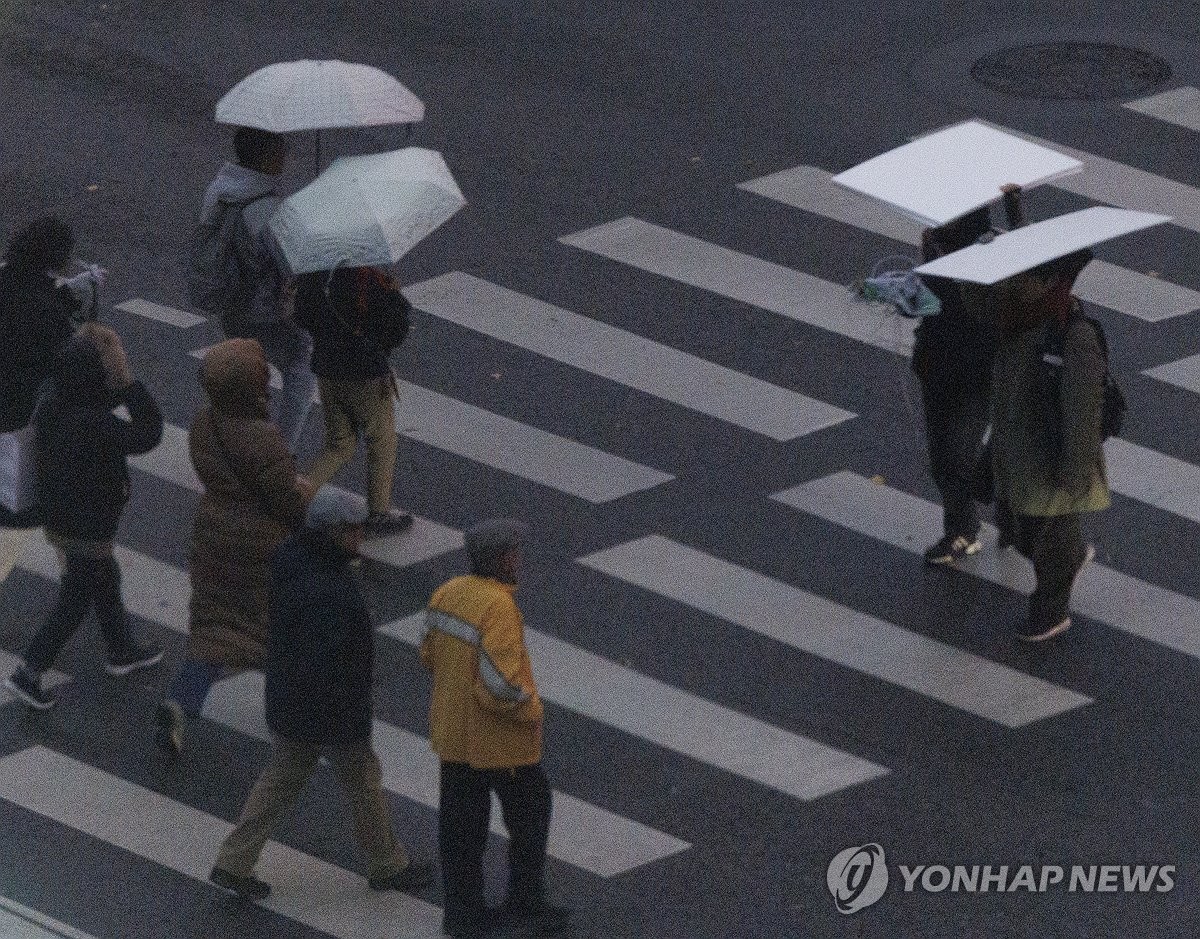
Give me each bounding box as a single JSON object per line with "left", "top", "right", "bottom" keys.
{"left": 155, "top": 338, "right": 312, "bottom": 758}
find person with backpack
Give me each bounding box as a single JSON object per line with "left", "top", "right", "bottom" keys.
{"left": 191, "top": 127, "right": 315, "bottom": 454}
{"left": 4, "top": 324, "right": 165, "bottom": 709}
{"left": 990, "top": 249, "right": 1111, "bottom": 642}
{"left": 292, "top": 266, "right": 415, "bottom": 533}
{"left": 913, "top": 185, "right": 1024, "bottom": 566}
{"left": 155, "top": 338, "right": 313, "bottom": 757}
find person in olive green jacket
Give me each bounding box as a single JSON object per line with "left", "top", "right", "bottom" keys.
{"left": 990, "top": 249, "right": 1110, "bottom": 642}
{"left": 421, "top": 518, "right": 570, "bottom": 939}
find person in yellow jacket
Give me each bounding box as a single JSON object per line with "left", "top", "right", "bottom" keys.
{"left": 421, "top": 518, "right": 570, "bottom": 939}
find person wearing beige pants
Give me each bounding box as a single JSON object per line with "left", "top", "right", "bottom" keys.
{"left": 293, "top": 266, "right": 414, "bottom": 535}
{"left": 215, "top": 737, "right": 407, "bottom": 880}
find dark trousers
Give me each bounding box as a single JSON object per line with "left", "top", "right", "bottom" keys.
{"left": 24, "top": 548, "right": 131, "bottom": 673}
{"left": 438, "top": 760, "right": 552, "bottom": 931}
{"left": 919, "top": 372, "right": 991, "bottom": 541}
{"left": 1014, "top": 513, "right": 1087, "bottom": 629}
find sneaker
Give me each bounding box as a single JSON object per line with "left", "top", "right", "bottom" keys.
{"left": 1018, "top": 616, "right": 1072, "bottom": 643}
{"left": 923, "top": 534, "right": 982, "bottom": 566}
{"left": 4, "top": 666, "right": 57, "bottom": 711}
{"left": 155, "top": 700, "right": 185, "bottom": 759}
{"left": 105, "top": 642, "right": 164, "bottom": 677}
{"left": 368, "top": 861, "right": 433, "bottom": 891}
{"left": 209, "top": 866, "right": 271, "bottom": 901}
{"left": 365, "top": 508, "right": 415, "bottom": 535}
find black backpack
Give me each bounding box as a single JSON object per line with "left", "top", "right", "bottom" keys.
{"left": 1042, "top": 308, "right": 1128, "bottom": 440}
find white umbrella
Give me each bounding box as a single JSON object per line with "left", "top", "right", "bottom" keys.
{"left": 216, "top": 60, "right": 425, "bottom": 170}
{"left": 268, "top": 147, "right": 465, "bottom": 275}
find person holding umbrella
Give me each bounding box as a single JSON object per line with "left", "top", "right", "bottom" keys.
{"left": 293, "top": 266, "right": 415, "bottom": 533}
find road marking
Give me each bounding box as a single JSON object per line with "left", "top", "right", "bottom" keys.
{"left": 188, "top": 347, "right": 674, "bottom": 503}
{"left": 0, "top": 746, "right": 443, "bottom": 939}
{"left": 129, "top": 421, "right": 463, "bottom": 569}
{"left": 578, "top": 535, "right": 1090, "bottom": 727}
{"left": 1123, "top": 86, "right": 1200, "bottom": 133}
{"left": 0, "top": 527, "right": 36, "bottom": 586}
{"left": 1143, "top": 353, "right": 1200, "bottom": 394}
{"left": 1105, "top": 437, "right": 1200, "bottom": 525}
{"left": 559, "top": 217, "right": 917, "bottom": 355}
{"left": 114, "top": 298, "right": 206, "bottom": 329}
{"left": 772, "top": 471, "right": 1200, "bottom": 660}
{"left": 392, "top": 382, "right": 674, "bottom": 502}
{"left": 405, "top": 272, "right": 855, "bottom": 441}
{"left": 738, "top": 164, "right": 1200, "bottom": 322}
{"left": 383, "top": 614, "right": 887, "bottom": 801}
{"left": 0, "top": 649, "right": 69, "bottom": 708}
{"left": 0, "top": 896, "right": 99, "bottom": 939}
{"left": 206, "top": 671, "right": 688, "bottom": 878}
{"left": 984, "top": 121, "right": 1200, "bottom": 234}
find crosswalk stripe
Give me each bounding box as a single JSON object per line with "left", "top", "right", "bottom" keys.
{"left": 1105, "top": 437, "right": 1200, "bottom": 525}
{"left": 393, "top": 381, "right": 674, "bottom": 502}
{"left": 984, "top": 121, "right": 1200, "bottom": 234}
{"left": 738, "top": 165, "right": 1200, "bottom": 322}
{"left": 577, "top": 535, "right": 1090, "bottom": 727}
{"left": 1123, "top": 86, "right": 1200, "bottom": 133}
{"left": 186, "top": 347, "right": 674, "bottom": 503}
{"left": 772, "top": 471, "right": 1200, "bottom": 660}
{"left": 113, "top": 298, "right": 207, "bottom": 329}
{"left": 382, "top": 614, "right": 887, "bottom": 801}
{"left": 404, "top": 271, "right": 855, "bottom": 441}
{"left": 129, "top": 422, "right": 463, "bottom": 569}
{"left": 205, "top": 671, "right": 689, "bottom": 878}
{"left": 0, "top": 746, "right": 444, "bottom": 939}
{"left": 0, "top": 649, "right": 69, "bottom": 708}
{"left": 1142, "top": 352, "right": 1200, "bottom": 394}
{"left": 559, "top": 217, "right": 917, "bottom": 355}
{"left": 0, "top": 896, "right": 99, "bottom": 939}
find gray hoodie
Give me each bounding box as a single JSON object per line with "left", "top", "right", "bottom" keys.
{"left": 200, "top": 162, "right": 288, "bottom": 326}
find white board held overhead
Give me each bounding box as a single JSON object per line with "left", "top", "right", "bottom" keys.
{"left": 832, "top": 120, "right": 1083, "bottom": 227}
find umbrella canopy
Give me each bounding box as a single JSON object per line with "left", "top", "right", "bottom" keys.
{"left": 269, "top": 147, "right": 465, "bottom": 274}
{"left": 216, "top": 59, "right": 424, "bottom": 132}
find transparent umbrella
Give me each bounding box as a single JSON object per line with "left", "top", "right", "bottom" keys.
{"left": 268, "top": 147, "right": 465, "bottom": 275}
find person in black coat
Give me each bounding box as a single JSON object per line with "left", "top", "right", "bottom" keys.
{"left": 293, "top": 266, "right": 414, "bottom": 534}
{"left": 210, "top": 486, "right": 431, "bottom": 902}
{"left": 4, "top": 324, "right": 165, "bottom": 710}
{"left": 913, "top": 185, "right": 1024, "bottom": 566}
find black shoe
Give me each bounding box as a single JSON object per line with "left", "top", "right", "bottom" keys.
{"left": 105, "top": 642, "right": 164, "bottom": 677}
{"left": 365, "top": 508, "right": 415, "bottom": 535}
{"left": 155, "top": 701, "right": 185, "bottom": 759}
{"left": 4, "top": 666, "right": 57, "bottom": 711}
{"left": 492, "top": 900, "right": 572, "bottom": 935}
{"left": 368, "top": 861, "right": 433, "bottom": 891}
{"left": 923, "top": 534, "right": 982, "bottom": 566}
{"left": 210, "top": 866, "right": 271, "bottom": 901}
{"left": 1018, "top": 616, "right": 1072, "bottom": 643}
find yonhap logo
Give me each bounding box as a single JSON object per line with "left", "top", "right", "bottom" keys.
{"left": 828, "top": 843, "right": 889, "bottom": 914}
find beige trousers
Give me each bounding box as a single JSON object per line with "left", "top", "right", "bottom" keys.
{"left": 215, "top": 737, "right": 410, "bottom": 879}
{"left": 306, "top": 376, "right": 398, "bottom": 514}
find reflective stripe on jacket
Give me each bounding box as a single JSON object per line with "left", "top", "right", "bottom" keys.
{"left": 421, "top": 575, "right": 543, "bottom": 769}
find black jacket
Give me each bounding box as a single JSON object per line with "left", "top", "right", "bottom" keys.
{"left": 293, "top": 270, "right": 410, "bottom": 382}
{"left": 265, "top": 530, "right": 374, "bottom": 745}
{"left": 35, "top": 337, "right": 163, "bottom": 541}
{"left": 0, "top": 271, "right": 79, "bottom": 432}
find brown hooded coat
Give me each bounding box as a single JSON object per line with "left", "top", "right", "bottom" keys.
{"left": 186, "top": 339, "right": 308, "bottom": 666}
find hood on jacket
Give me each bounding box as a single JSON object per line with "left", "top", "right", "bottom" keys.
{"left": 200, "top": 161, "right": 280, "bottom": 223}
{"left": 200, "top": 338, "right": 270, "bottom": 417}
{"left": 52, "top": 333, "right": 108, "bottom": 404}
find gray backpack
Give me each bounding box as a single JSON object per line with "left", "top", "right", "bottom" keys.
{"left": 187, "top": 194, "right": 270, "bottom": 321}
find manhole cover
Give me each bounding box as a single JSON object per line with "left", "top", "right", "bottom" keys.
{"left": 971, "top": 42, "right": 1172, "bottom": 100}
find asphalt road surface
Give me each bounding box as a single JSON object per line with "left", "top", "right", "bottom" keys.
{"left": 3, "top": 2, "right": 1200, "bottom": 937}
